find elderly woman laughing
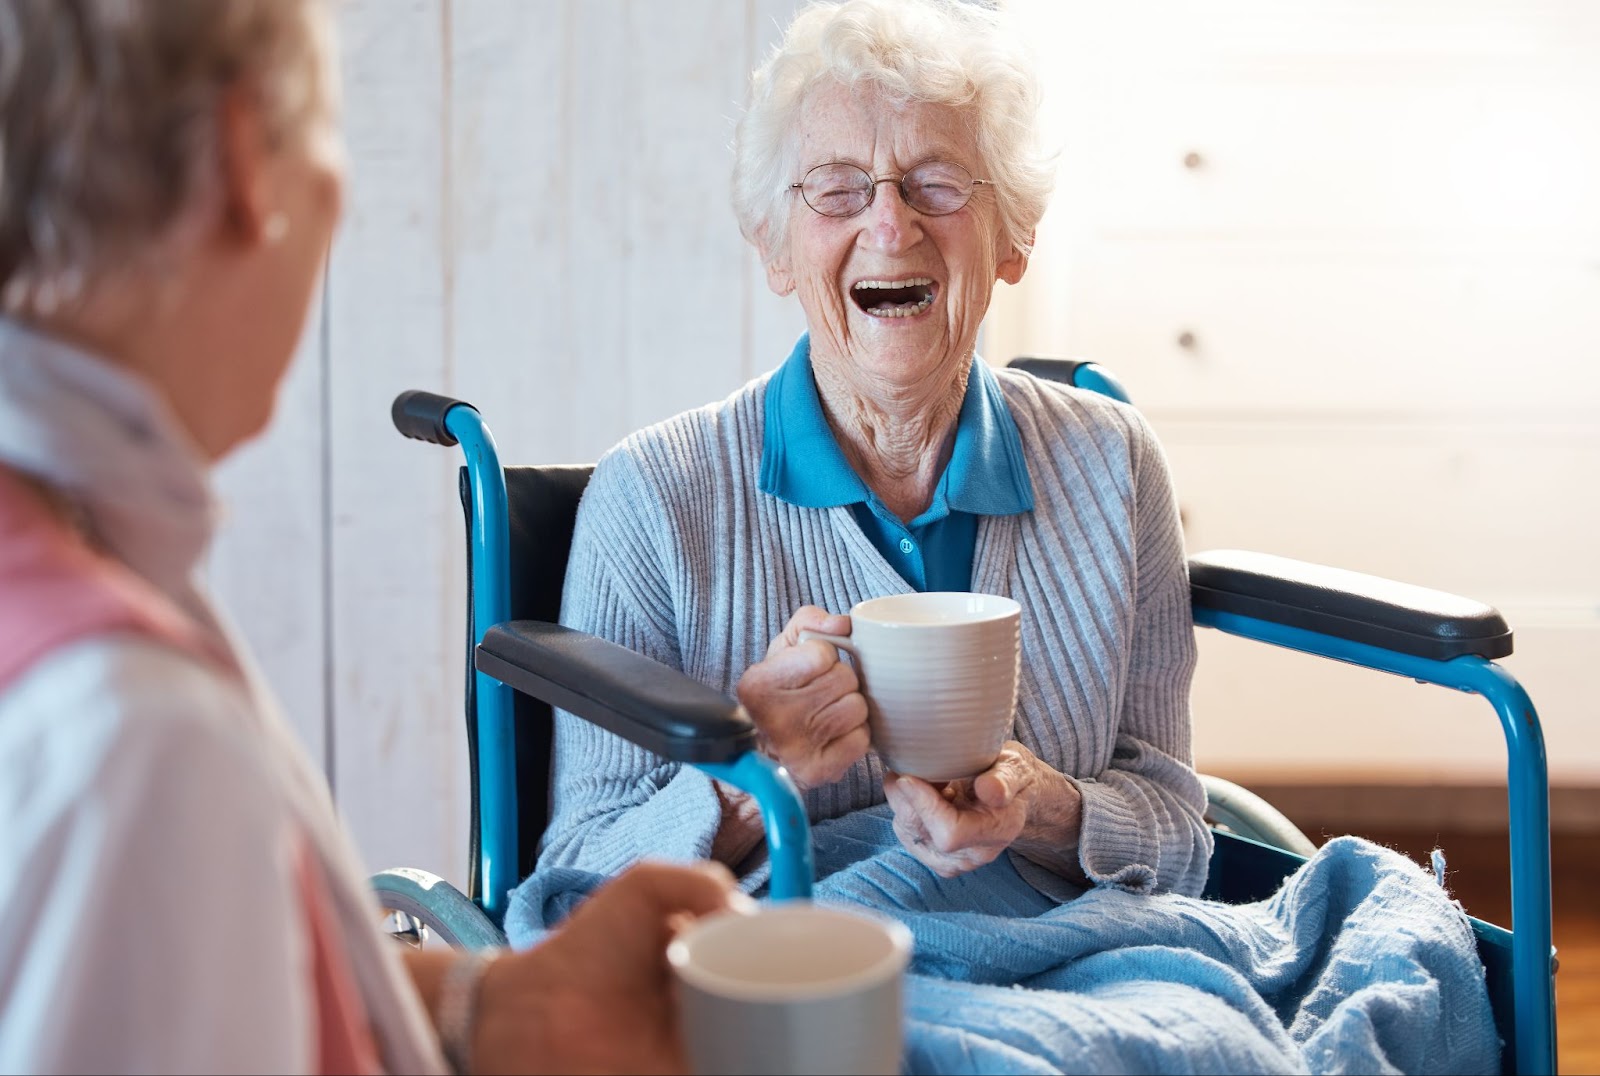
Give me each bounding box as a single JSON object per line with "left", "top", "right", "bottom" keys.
{"left": 536, "top": 0, "right": 1210, "bottom": 899}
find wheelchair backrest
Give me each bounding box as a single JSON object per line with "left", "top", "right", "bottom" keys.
{"left": 456, "top": 359, "right": 1108, "bottom": 890}
{"left": 458, "top": 463, "right": 592, "bottom": 889}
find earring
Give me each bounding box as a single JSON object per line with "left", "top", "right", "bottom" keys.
{"left": 263, "top": 211, "right": 290, "bottom": 245}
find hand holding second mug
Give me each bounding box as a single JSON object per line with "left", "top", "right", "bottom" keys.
{"left": 883, "top": 743, "right": 1040, "bottom": 878}
{"left": 735, "top": 606, "right": 870, "bottom": 790}
{"left": 470, "top": 861, "right": 742, "bottom": 1074}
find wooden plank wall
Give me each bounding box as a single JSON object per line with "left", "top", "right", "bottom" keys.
{"left": 209, "top": 0, "right": 806, "bottom": 886}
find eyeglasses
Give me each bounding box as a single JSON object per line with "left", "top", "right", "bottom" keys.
{"left": 789, "top": 161, "right": 993, "bottom": 218}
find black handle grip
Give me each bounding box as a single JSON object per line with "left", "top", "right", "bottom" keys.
{"left": 475, "top": 621, "right": 757, "bottom": 763}
{"left": 392, "top": 390, "right": 472, "bottom": 446}
{"left": 1188, "top": 549, "right": 1513, "bottom": 661}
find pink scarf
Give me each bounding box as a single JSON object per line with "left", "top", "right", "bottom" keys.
{"left": 0, "top": 465, "right": 383, "bottom": 1075}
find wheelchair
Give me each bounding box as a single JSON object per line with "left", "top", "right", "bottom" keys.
{"left": 374, "top": 357, "right": 1557, "bottom": 1074}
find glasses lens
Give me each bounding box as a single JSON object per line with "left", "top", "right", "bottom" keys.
{"left": 801, "top": 163, "right": 872, "bottom": 217}
{"left": 902, "top": 161, "right": 976, "bottom": 215}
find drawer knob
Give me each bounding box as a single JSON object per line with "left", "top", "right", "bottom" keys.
{"left": 1177, "top": 330, "right": 1198, "bottom": 350}
{"left": 1182, "top": 150, "right": 1204, "bottom": 170}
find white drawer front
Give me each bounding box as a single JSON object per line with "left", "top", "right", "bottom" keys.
{"left": 1161, "top": 426, "right": 1600, "bottom": 607}
{"left": 1057, "top": 242, "right": 1600, "bottom": 416}
{"left": 1050, "top": 80, "right": 1600, "bottom": 240}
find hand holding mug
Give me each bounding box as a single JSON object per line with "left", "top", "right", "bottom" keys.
{"left": 472, "top": 861, "right": 741, "bottom": 1075}
{"left": 885, "top": 741, "right": 1089, "bottom": 882}
{"left": 735, "top": 606, "right": 870, "bottom": 790}
{"left": 668, "top": 903, "right": 912, "bottom": 1075}
{"left": 883, "top": 744, "right": 1036, "bottom": 877}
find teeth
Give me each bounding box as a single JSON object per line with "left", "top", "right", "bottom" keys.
{"left": 863, "top": 292, "right": 936, "bottom": 318}
{"left": 853, "top": 277, "right": 934, "bottom": 290}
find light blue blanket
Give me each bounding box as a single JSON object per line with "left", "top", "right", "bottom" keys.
{"left": 506, "top": 806, "right": 1499, "bottom": 1075}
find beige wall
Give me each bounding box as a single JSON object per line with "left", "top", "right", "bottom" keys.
{"left": 990, "top": 0, "right": 1600, "bottom": 785}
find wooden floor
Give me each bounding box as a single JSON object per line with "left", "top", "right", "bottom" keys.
{"left": 1327, "top": 826, "right": 1599, "bottom": 1074}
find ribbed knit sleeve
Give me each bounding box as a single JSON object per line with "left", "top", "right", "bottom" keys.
{"left": 1067, "top": 407, "right": 1211, "bottom": 896}
{"left": 536, "top": 444, "right": 723, "bottom": 875}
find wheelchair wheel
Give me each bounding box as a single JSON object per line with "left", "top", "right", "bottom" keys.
{"left": 370, "top": 867, "right": 506, "bottom": 951}
{"left": 1200, "top": 774, "right": 1320, "bottom": 859}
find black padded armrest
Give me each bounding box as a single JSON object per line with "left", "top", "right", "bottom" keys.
{"left": 1188, "top": 549, "right": 1513, "bottom": 661}
{"left": 475, "top": 622, "right": 757, "bottom": 762}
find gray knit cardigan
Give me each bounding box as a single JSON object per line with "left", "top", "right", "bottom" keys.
{"left": 537, "top": 365, "right": 1212, "bottom": 897}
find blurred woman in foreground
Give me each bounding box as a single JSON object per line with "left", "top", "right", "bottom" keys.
{"left": 0, "top": 2, "right": 734, "bottom": 1072}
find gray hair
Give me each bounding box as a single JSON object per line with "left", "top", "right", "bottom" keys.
{"left": 733, "top": 0, "right": 1055, "bottom": 266}
{"left": 0, "top": 0, "right": 336, "bottom": 314}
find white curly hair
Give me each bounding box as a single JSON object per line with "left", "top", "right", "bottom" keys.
{"left": 732, "top": 0, "right": 1055, "bottom": 267}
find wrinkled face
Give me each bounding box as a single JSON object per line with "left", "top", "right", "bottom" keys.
{"left": 766, "top": 82, "right": 1026, "bottom": 396}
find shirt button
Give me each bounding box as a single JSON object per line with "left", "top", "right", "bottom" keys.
{"left": 899, "top": 538, "right": 915, "bottom": 554}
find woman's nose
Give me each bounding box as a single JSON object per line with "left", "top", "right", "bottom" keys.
{"left": 858, "top": 181, "right": 923, "bottom": 254}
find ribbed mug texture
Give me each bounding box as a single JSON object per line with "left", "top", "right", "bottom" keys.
{"left": 840, "top": 593, "right": 1021, "bottom": 781}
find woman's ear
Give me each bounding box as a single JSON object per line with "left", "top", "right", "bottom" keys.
{"left": 214, "top": 86, "right": 274, "bottom": 247}
{"left": 765, "top": 255, "right": 796, "bottom": 297}
{"left": 996, "top": 233, "right": 1032, "bottom": 286}
{"left": 757, "top": 228, "right": 796, "bottom": 296}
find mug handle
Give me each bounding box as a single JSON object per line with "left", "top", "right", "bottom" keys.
{"left": 798, "top": 629, "right": 860, "bottom": 665}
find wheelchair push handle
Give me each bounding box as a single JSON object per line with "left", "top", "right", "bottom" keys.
{"left": 392, "top": 389, "right": 474, "bottom": 446}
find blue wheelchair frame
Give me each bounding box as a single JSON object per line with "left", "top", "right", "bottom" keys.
{"left": 388, "top": 364, "right": 1555, "bottom": 1075}
{"left": 446, "top": 402, "right": 816, "bottom": 910}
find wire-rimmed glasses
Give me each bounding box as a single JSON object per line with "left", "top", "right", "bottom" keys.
{"left": 790, "top": 161, "right": 992, "bottom": 218}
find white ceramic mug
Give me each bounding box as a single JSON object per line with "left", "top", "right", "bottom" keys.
{"left": 802, "top": 591, "right": 1022, "bottom": 781}
{"left": 667, "top": 903, "right": 913, "bottom": 1076}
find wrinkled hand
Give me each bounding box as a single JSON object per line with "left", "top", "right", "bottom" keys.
{"left": 883, "top": 742, "right": 1041, "bottom": 878}
{"left": 472, "top": 861, "right": 743, "bottom": 1075}
{"left": 735, "top": 606, "right": 870, "bottom": 790}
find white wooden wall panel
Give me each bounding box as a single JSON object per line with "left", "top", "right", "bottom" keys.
{"left": 327, "top": 0, "right": 466, "bottom": 882}
{"left": 448, "top": 0, "right": 804, "bottom": 463}
{"left": 209, "top": 289, "right": 329, "bottom": 771}
{"left": 623, "top": 2, "right": 762, "bottom": 424}
{"left": 558, "top": 0, "right": 642, "bottom": 460}
{"left": 744, "top": 0, "right": 813, "bottom": 368}
{"left": 449, "top": 0, "right": 576, "bottom": 464}
{"left": 203, "top": 0, "right": 808, "bottom": 883}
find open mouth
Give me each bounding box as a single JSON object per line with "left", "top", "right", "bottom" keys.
{"left": 850, "top": 277, "right": 937, "bottom": 318}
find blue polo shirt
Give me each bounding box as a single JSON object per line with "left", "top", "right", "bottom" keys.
{"left": 759, "top": 335, "right": 1034, "bottom": 592}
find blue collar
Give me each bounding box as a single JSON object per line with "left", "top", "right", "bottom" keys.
{"left": 759, "top": 334, "right": 1033, "bottom": 516}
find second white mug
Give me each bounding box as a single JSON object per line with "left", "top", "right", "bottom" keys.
{"left": 667, "top": 903, "right": 912, "bottom": 1075}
